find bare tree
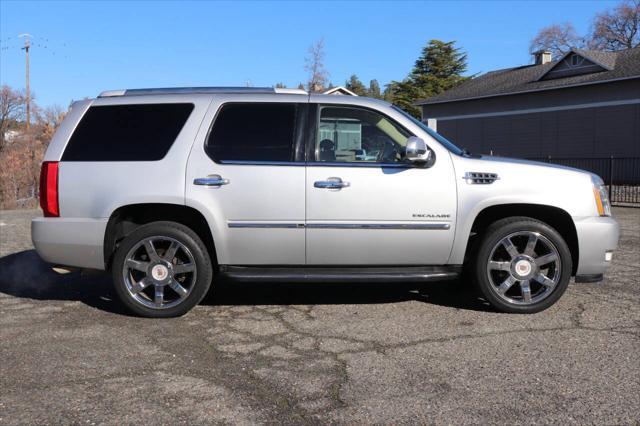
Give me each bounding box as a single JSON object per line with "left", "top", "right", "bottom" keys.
{"left": 36, "top": 105, "right": 67, "bottom": 142}
{"left": 304, "top": 38, "right": 329, "bottom": 92}
{"left": 0, "top": 135, "right": 46, "bottom": 208}
{"left": 529, "top": 23, "right": 585, "bottom": 60}
{"left": 590, "top": 0, "right": 640, "bottom": 50}
{"left": 0, "top": 85, "right": 25, "bottom": 151}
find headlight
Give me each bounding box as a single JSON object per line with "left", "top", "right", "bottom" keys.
{"left": 592, "top": 176, "right": 611, "bottom": 217}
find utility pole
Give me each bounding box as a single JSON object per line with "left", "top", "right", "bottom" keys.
{"left": 19, "top": 33, "right": 32, "bottom": 132}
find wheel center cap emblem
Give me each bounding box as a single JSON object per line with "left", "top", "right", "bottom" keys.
{"left": 151, "top": 264, "right": 169, "bottom": 281}
{"left": 514, "top": 260, "right": 532, "bottom": 277}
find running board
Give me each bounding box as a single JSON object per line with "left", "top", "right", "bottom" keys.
{"left": 218, "top": 265, "right": 461, "bottom": 283}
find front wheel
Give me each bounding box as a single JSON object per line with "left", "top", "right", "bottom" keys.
{"left": 112, "top": 221, "right": 213, "bottom": 317}
{"left": 473, "top": 217, "right": 572, "bottom": 314}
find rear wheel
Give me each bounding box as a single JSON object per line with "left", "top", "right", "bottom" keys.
{"left": 473, "top": 217, "right": 572, "bottom": 314}
{"left": 112, "top": 221, "right": 213, "bottom": 317}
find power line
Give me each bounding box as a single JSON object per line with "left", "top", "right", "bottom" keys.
{"left": 1, "top": 34, "right": 71, "bottom": 131}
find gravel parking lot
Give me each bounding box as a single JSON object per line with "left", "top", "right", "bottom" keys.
{"left": 1, "top": 208, "right": 638, "bottom": 425}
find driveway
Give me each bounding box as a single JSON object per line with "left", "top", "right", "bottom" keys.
{"left": 1, "top": 208, "right": 638, "bottom": 424}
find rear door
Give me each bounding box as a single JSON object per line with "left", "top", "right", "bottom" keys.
{"left": 186, "top": 97, "right": 308, "bottom": 265}
{"left": 304, "top": 103, "right": 457, "bottom": 265}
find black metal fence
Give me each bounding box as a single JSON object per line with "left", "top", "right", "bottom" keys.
{"left": 528, "top": 157, "right": 640, "bottom": 206}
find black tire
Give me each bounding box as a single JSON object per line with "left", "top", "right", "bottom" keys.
{"left": 111, "top": 221, "right": 213, "bottom": 318}
{"left": 473, "top": 217, "right": 572, "bottom": 314}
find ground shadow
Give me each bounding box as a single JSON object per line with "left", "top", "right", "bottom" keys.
{"left": 206, "top": 279, "right": 493, "bottom": 312}
{"left": 0, "top": 250, "right": 493, "bottom": 314}
{"left": 0, "top": 250, "right": 127, "bottom": 314}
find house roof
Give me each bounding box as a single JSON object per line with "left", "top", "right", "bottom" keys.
{"left": 416, "top": 47, "right": 640, "bottom": 105}
{"left": 323, "top": 86, "right": 358, "bottom": 96}
{"left": 573, "top": 49, "right": 618, "bottom": 69}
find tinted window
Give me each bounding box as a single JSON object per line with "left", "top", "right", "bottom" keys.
{"left": 62, "top": 103, "right": 194, "bottom": 161}
{"left": 206, "top": 103, "right": 297, "bottom": 162}
{"left": 316, "top": 106, "right": 412, "bottom": 163}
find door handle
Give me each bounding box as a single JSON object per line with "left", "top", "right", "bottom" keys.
{"left": 314, "top": 177, "right": 350, "bottom": 189}
{"left": 194, "top": 174, "right": 229, "bottom": 186}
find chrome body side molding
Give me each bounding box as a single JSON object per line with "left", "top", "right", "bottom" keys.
{"left": 305, "top": 223, "right": 450, "bottom": 230}
{"left": 227, "top": 222, "right": 451, "bottom": 230}
{"left": 227, "top": 222, "right": 303, "bottom": 229}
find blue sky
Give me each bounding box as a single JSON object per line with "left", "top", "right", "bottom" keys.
{"left": 1, "top": 0, "right": 617, "bottom": 107}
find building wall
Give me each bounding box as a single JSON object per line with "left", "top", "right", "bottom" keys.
{"left": 421, "top": 79, "right": 640, "bottom": 159}
{"left": 436, "top": 103, "right": 640, "bottom": 158}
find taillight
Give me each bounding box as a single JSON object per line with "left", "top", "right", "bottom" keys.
{"left": 39, "top": 161, "right": 59, "bottom": 217}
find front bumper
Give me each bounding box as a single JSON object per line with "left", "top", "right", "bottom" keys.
{"left": 574, "top": 215, "right": 619, "bottom": 278}
{"left": 31, "top": 217, "right": 108, "bottom": 270}
{"left": 575, "top": 273, "right": 604, "bottom": 283}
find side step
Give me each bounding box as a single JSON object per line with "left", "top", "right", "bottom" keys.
{"left": 218, "top": 265, "right": 461, "bottom": 283}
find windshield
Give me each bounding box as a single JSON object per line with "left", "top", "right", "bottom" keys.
{"left": 392, "top": 105, "right": 465, "bottom": 156}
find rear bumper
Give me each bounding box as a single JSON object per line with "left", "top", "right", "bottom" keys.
{"left": 574, "top": 215, "right": 619, "bottom": 277}
{"left": 31, "top": 217, "right": 108, "bottom": 270}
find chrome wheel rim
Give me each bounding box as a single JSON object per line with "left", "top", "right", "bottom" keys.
{"left": 486, "top": 231, "right": 561, "bottom": 306}
{"left": 122, "top": 236, "right": 197, "bottom": 310}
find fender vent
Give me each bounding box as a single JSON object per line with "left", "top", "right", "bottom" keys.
{"left": 463, "top": 172, "right": 499, "bottom": 184}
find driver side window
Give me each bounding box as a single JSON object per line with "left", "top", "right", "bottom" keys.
{"left": 315, "top": 106, "right": 412, "bottom": 163}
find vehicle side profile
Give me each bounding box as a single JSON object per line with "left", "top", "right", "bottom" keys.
{"left": 32, "top": 87, "right": 620, "bottom": 317}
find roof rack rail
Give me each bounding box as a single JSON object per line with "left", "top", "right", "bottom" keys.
{"left": 274, "top": 88, "right": 307, "bottom": 95}
{"left": 98, "top": 86, "right": 307, "bottom": 97}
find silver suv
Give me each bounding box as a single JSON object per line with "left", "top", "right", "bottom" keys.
{"left": 32, "top": 87, "right": 620, "bottom": 317}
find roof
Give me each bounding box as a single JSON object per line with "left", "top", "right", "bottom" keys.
{"left": 98, "top": 87, "right": 307, "bottom": 98}
{"left": 573, "top": 49, "right": 618, "bottom": 69}
{"left": 417, "top": 47, "right": 640, "bottom": 105}
{"left": 323, "top": 86, "right": 358, "bottom": 96}
{"left": 93, "top": 87, "right": 392, "bottom": 110}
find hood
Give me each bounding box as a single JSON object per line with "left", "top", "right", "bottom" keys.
{"left": 475, "top": 155, "right": 601, "bottom": 181}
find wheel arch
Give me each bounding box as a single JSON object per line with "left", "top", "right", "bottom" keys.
{"left": 104, "top": 203, "right": 217, "bottom": 269}
{"left": 463, "top": 203, "right": 579, "bottom": 275}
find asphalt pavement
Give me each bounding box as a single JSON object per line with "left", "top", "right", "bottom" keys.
{"left": 0, "top": 207, "right": 638, "bottom": 425}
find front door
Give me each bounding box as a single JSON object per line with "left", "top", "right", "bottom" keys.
{"left": 186, "top": 100, "right": 307, "bottom": 265}
{"left": 305, "top": 104, "right": 457, "bottom": 265}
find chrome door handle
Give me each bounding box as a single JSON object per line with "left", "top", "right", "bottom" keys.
{"left": 314, "top": 177, "right": 350, "bottom": 189}
{"left": 194, "top": 175, "right": 229, "bottom": 186}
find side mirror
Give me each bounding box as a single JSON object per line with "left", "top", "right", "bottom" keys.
{"left": 405, "top": 136, "right": 432, "bottom": 164}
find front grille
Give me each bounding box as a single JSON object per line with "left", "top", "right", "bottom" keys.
{"left": 463, "top": 172, "right": 499, "bottom": 184}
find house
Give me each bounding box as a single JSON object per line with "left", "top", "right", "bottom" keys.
{"left": 324, "top": 86, "right": 358, "bottom": 96}
{"left": 417, "top": 48, "right": 640, "bottom": 159}
{"left": 2, "top": 129, "right": 22, "bottom": 144}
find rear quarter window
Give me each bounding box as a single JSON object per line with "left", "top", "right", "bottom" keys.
{"left": 205, "top": 103, "right": 297, "bottom": 162}
{"left": 62, "top": 103, "right": 194, "bottom": 161}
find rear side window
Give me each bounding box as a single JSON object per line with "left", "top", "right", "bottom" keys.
{"left": 62, "top": 103, "right": 194, "bottom": 161}
{"left": 206, "top": 103, "right": 297, "bottom": 162}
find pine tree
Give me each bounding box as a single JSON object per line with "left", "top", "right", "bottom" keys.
{"left": 345, "top": 75, "right": 369, "bottom": 96}
{"left": 390, "top": 40, "right": 469, "bottom": 117}
{"left": 368, "top": 79, "right": 382, "bottom": 99}
{"left": 382, "top": 82, "right": 397, "bottom": 103}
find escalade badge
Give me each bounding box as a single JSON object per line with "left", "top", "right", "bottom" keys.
{"left": 412, "top": 214, "right": 451, "bottom": 219}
